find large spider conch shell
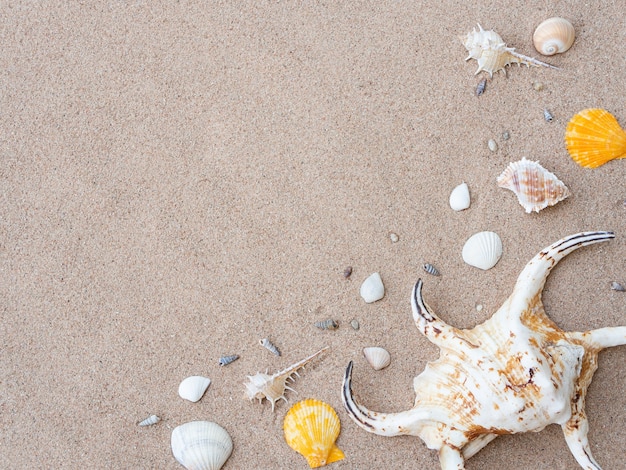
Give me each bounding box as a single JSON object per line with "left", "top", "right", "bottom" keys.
{"left": 343, "top": 231, "right": 626, "bottom": 470}
{"left": 171, "top": 421, "right": 233, "bottom": 470}
{"left": 283, "top": 399, "right": 345, "bottom": 468}
{"left": 244, "top": 347, "right": 328, "bottom": 411}
{"left": 461, "top": 231, "right": 502, "bottom": 270}
{"left": 565, "top": 108, "right": 626, "bottom": 168}
{"left": 533, "top": 17, "right": 575, "bottom": 56}
{"left": 461, "top": 24, "right": 556, "bottom": 77}
{"left": 497, "top": 157, "right": 570, "bottom": 213}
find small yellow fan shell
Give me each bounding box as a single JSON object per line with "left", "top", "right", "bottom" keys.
{"left": 533, "top": 17, "right": 575, "bottom": 56}
{"left": 565, "top": 108, "right": 626, "bottom": 168}
{"left": 283, "top": 399, "right": 345, "bottom": 468}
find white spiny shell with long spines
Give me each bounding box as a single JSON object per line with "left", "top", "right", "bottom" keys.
{"left": 343, "top": 231, "right": 626, "bottom": 470}
{"left": 284, "top": 399, "right": 345, "bottom": 468}
{"left": 363, "top": 347, "right": 391, "bottom": 371}
{"left": 497, "top": 157, "right": 570, "bottom": 213}
{"left": 244, "top": 347, "right": 328, "bottom": 411}
{"left": 171, "top": 421, "right": 233, "bottom": 470}
{"left": 178, "top": 376, "right": 211, "bottom": 403}
{"left": 461, "top": 24, "right": 556, "bottom": 77}
{"left": 533, "top": 17, "right": 575, "bottom": 56}
{"left": 461, "top": 231, "right": 502, "bottom": 270}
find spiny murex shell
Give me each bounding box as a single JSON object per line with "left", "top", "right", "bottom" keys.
{"left": 343, "top": 231, "right": 625, "bottom": 470}
{"left": 497, "top": 157, "right": 570, "bottom": 213}
{"left": 244, "top": 346, "right": 328, "bottom": 411}
{"left": 462, "top": 24, "right": 556, "bottom": 77}
{"left": 284, "top": 399, "right": 345, "bottom": 468}
{"left": 171, "top": 421, "right": 233, "bottom": 470}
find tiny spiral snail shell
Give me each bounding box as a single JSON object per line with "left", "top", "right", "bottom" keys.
{"left": 533, "top": 18, "right": 575, "bottom": 56}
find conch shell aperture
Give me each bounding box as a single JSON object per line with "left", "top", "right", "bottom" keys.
{"left": 343, "top": 231, "right": 625, "bottom": 470}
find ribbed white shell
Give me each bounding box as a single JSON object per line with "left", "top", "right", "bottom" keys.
{"left": 178, "top": 376, "right": 211, "bottom": 403}
{"left": 462, "top": 231, "right": 502, "bottom": 270}
{"left": 171, "top": 421, "right": 233, "bottom": 470}
{"left": 360, "top": 272, "right": 385, "bottom": 303}
{"left": 363, "top": 347, "right": 391, "bottom": 371}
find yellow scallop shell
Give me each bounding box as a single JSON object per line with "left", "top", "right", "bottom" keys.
{"left": 565, "top": 108, "right": 626, "bottom": 168}
{"left": 283, "top": 399, "right": 345, "bottom": 468}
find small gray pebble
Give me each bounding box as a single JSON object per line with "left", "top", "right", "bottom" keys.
{"left": 350, "top": 319, "right": 360, "bottom": 330}
{"left": 502, "top": 131, "right": 510, "bottom": 141}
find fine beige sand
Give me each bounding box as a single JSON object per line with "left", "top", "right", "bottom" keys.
{"left": 2, "top": 2, "right": 625, "bottom": 469}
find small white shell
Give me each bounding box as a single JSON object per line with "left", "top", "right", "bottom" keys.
{"left": 178, "top": 376, "right": 211, "bottom": 403}
{"left": 360, "top": 272, "right": 385, "bottom": 303}
{"left": 259, "top": 337, "right": 281, "bottom": 356}
{"left": 449, "top": 182, "right": 470, "bottom": 211}
{"left": 363, "top": 347, "right": 391, "bottom": 371}
{"left": 462, "top": 231, "right": 503, "bottom": 270}
{"left": 533, "top": 17, "right": 575, "bottom": 56}
{"left": 138, "top": 414, "right": 161, "bottom": 426}
{"left": 171, "top": 421, "right": 233, "bottom": 470}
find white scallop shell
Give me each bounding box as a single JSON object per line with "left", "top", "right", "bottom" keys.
{"left": 449, "top": 182, "right": 470, "bottom": 211}
{"left": 360, "top": 272, "right": 385, "bottom": 303}
{"left": 363, "top": 347, "right": 391, "bottom": 371}
{"left": 533, "top": 17, "right": 575, "bottom": 56}
{"left": 178, "top": 376, "right": 211, "bottom": 403}
{"left": 171, "top": 421, "right": 233, "bottom": 470}
{"left": 462, "top": 231, "right": 502, "bottom": 270}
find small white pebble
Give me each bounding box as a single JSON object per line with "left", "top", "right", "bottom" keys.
{"left": 476, "top": 304, "right": 483, "bottom": 312}
{"left": 487, "top": 139, "right": 498, "bottom": 152}
{"left": 389, "top": 232, "right": 399, "bottom": 243}
{"left": 532, "top": 81, "right": 544, "bottom": 91}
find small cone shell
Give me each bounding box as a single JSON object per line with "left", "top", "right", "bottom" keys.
{"left": 284, "top": 399, "right": 345, "bottom": 468}
{"left": 565, "top": 108, "right": 626, "bottom": 168}
{"left": 497, "top": 158, "right": 569, "bottom": 213}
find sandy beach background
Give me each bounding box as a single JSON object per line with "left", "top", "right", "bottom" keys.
{"left": 2, "top": 1, "right": 625, "bottom": 468}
